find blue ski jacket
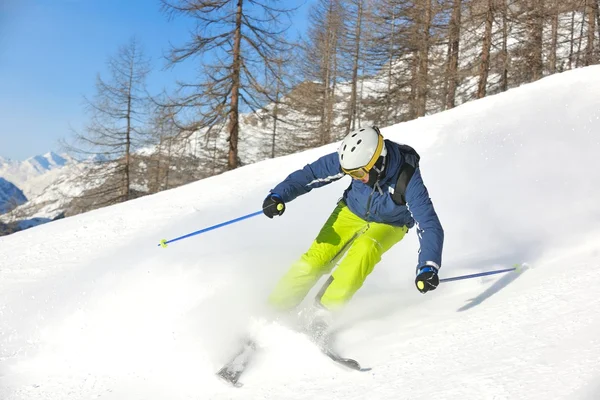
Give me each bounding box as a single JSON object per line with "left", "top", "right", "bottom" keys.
{"left": 270, "top": 140, "right": 444, "bottom": 270}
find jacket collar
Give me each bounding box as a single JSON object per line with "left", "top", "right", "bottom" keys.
{"left": 378, "top": 140, "right": 402, "bottom": 187}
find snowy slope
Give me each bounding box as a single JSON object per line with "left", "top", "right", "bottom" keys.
{"left": 1, "top": 67, "right": 600, "bottom": 400}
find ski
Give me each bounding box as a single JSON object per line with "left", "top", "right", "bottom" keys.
{"left": 216, "top": 339, "right": 257, "bottom": 387}
{"left": 215, "top": 325, "right": 369, "bottom": 387}
{"left": 322, "top": 347, "right": 371, "bottom": 371}
{"left": 306, "top": 324, "right": 371, "bottom": 372}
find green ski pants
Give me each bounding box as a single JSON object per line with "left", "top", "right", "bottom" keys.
{"left": 268, "top": 201, "right": 408, "bottom": 310}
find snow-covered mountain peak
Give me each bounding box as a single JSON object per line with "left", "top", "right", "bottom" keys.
{"left": 24, "top": 152, "right": 69, "bottom": 174}
{"left": 45, "top": 151, "right": 69, "bottom": 165}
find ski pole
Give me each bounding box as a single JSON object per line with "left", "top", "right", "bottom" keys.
{"left": 158, "top": 210, "right": 263, "bottom": 248}
{"left": 440, "top": 264, "right": 525, "bottom": 283}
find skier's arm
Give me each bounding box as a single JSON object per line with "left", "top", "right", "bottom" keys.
{"left": 270, "top": 152, "right": 345, "bottom": 202}
{"left": 405, "top": 167, "right": 444, "bottom": 270}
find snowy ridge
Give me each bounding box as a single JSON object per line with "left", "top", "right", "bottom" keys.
{"left": 0, "top": 67, "right": 599, "bottom": 399}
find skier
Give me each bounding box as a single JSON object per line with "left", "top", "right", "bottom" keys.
{"left": 217, "top": 126, "right": 445, "bottom": 384}
{"left": 262, "top": 126, "right": 444, "bottom": 323}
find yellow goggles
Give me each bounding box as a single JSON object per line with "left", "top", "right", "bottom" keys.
{"left": 341, "top": 166, "right": 370, "bottom": 179}
{"left": 341, "top": 133, "right": 385, "bottom": 179}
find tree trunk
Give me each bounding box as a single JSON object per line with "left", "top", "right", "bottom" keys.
{"left": 346, "top": 0, "right": 364, "bottom": 135}
{"left": 319, "top": 2, "right": 337, "bottom": 146}
{"left": 125, "top": 57, "right": 134, "bottom": 201}
{"left": 577, "top": 6, "right": 586, "bottom": 67}
{"left": 329, "top": 20, "right": 339, "bottom": 141}
{"left": 385, "top": 7, "right": 396, "bottom": 125}
{"left": 586, "top": 0, "right": 598, "bottom": 65}
{"left": 271, "top": 61, "right": 282, "bottom": 158}
{"left": 445, "top": 0, "right": 461, "bottom": 109}
{"left": 271, "top": 99, "right": 279, "bottom": 158}
{"left": 569, "top": 11, "right": 576, "bottom": 69}
{"left": 228, "top": 0, "right": 244, "bottom": 170}
{"left": 597, "top": 0, "right": 600, "bottom": 58}
{"left": 321, "top": 57, "right": 331, "bottom": 145}
{"left": 531, "top": 0, "right": 545, "bottom": 81}
{"left": 358, "top": 63, "right": 364, "bottom": 127}
{"left": 165, "top": 137, "right": 172, "bottom": 189}
{"left": 478, "top": 0, "right": 493, "bottom": 98}
{"left": 501, "top": 0, "right": 509, "bottom": 91}
{"left": 155, "top": 137, "right": 162, "bottom": 192}
{"left": 549, "top": 1, "right": 559, "bottom": 73}
{"left": 416, "top": 0, "right": 432, "bottom": 117}
{"left": 409, "top": 48, "right": 419, "bottom": 119}
{"left": 597, "top": 0, "right": 600, "bottom": 60}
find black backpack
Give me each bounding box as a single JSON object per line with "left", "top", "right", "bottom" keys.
{"left": 391, "top": 144, "right": 420, "bottom": 206}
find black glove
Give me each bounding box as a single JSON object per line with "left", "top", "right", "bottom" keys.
{"left": 262, "top": 194, "right": 285, "bottom": 218}
{"left": 415, "top": 265, "right": 439, "bottom": 294}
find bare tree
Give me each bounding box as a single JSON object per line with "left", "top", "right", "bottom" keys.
{"left": 301, "top": 0, "right": 346, "bottom": 144}
{"left": 477, "top": 0, "right": 494, "bottom": 98}
{"left": 530, "top": 0, "right": 545, "bottom": 81}
{"left": 67, "top": 37, "right": 151, "bottom": 207}
{"left": 161, "top": 0, "right": 295, "bottom": 170}
{"left": 500, "top": 0, "right": 510, "bottom": 91}
{"left": 365, "top": 0, "right": 408, "bottom": 125}
{"left": 549, "top": 0, "right": 559, "bottom": 73}
{"left": 577, "top": 1, "right": 587, "bottom": 67}
{"left": 269, "top": 58, "right": 284, "bottom": 158}
{"left": 568, "top": 9, "right": 577, "bottom": 69}
{"left": 415, "top": 0, "right": 433, "bottom": 116}
{"left": 343, "top": 0, "right": 366, "bottom": 134}
{"left": 146, "top": 106, "right": 179, "bottom": 193}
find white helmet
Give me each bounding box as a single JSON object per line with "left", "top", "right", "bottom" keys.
{"left": 338, "top": 126, "right": 387, "bottom": 172}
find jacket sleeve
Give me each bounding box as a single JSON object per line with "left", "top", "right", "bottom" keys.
{"left": 271, "top": 152, "right": 345, "bottom": 203}
{"left": 405, "top": 167, "right": 444, "bottom": 271}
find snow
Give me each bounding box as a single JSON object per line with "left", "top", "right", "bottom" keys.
{"left": 1, "top": 66, "right": 600, "bottom": 399}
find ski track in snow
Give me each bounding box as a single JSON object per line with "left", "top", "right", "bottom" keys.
{"left": 1, "top": 67, "right": 600, "bottom": 399}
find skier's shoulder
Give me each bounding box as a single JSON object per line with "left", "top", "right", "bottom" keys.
{"left": 310, "top": 151, "right": 342, "bottom": 171}
{"left": 385, "top": 139, "right": 420, "bottom": 166}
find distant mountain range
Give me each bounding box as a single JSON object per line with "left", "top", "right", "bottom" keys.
{"left": 0, "top": 151, "right": 113, "bottom": 236}
{"left": 0, "top": 152, "right": 76, "bottom": 231}
{"left": 0, "top": 152, "right": 72, "bottom": 199}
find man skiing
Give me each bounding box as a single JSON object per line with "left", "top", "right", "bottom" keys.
{"left": 262, "top": 126, "right": 444, "bottom": 317}
{"left": 217, "top": 126, "right": 445, "bottom": 385}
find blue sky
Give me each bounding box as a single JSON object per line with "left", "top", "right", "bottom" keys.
{"left": 0, "top": 0, "right": 311, "bottom": 161}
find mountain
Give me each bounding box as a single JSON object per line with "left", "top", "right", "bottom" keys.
{"left": 0, "top": 152, "right": 72, "bottom": 198}
{"left": 26, "top": 152, "right": 69, "bottom": 174}
{"left": 0, "top": 66, "right": 599, "bottom": 400}
{"left": 0, "top": 152, "right": 81, "bottom": 234}
{"left": 0, "top": 178, "right": 27, "bottom": 214}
